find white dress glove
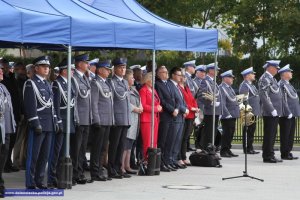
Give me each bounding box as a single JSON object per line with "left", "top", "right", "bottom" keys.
{"left": 271, "top": 110, "right": 278, "bottom": 117}
{"left": 226, "top": 115, "right": 232, "bottom": 119}
{"left": 288, "top": 113, "right": 293, "bottom": 119}
{"left": 211, "top": 102, "right": 220, "bottom": 107}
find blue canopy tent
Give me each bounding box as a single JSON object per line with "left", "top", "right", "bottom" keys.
{"left": 80, "top": 0, "right": 218, "bottom": 52}
{"left": 0, "top": 0, "right": 219, "bottom": 162}
{"left": 0, "top": 0, "right": 70, "bottom": 46}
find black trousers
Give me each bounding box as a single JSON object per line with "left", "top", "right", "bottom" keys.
{"left": 0, "top": 134, "right": 10, "bottom": 188}
{"left": 221, "top": 118, "right": 237, "bottom": 153}
{"left": 70, "top": 125, "right": 90, "bottom": 180}
{"left": 26, "top": 130, "right": 52, "bottom": 187}
{"left": 201, "top": 115, "right": 219, "bottom": 150}
{"left": 108, "top": 126, "right": 128, "bottom": 175}
{"left": 4, "top": 132, "right": 16, "bottom": 169}
{"left": 90, "top": 125, "right": 110, "bottom": 178}
{"left": 48, "top": 132, "right": 65, "bottom": 185}
{"left": 180, "top": 119, "right": 194, "bottom": 160}
{"left": 262, "top": 116, "right": 279, "bottom": 159}
{"left": 158, "top": 120, "right": 172, "bottom": 166}
{"left": 242, "top": 118, "right": 256, "bottom": 152}
{"left": 279, "top": 117, "right": 295, "bottom": 157}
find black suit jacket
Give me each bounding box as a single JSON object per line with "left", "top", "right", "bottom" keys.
{"left": 167, "top": 80, "right": 187, "bottom": 123}
{"left": 155, "top": 79, "right": 176, "bottom": 122}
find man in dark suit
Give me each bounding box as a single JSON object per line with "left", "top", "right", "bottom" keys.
{"left": 48, "top": 59, "right": 78, "bottom": 188}
{"left": 107, "top": 58, "right": 131, "bottom": 179}
{"left": 0, "top": 63, "right": 16, "bottom": 197}
{"left": 23, "top": 56, "right": 59, "bottom": 189}
{"left": 166, "top": 67, "right": 188, "bottom": 169}
{"left": 71, "top": 54, "right": 92, "bottom": 184}
{"left": 90, "top": 60, "right": 114, "bottom": 181}
{"left": 155, "top": 66, "right": 174, "bottom": 172}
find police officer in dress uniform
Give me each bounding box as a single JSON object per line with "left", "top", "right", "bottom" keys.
{"left": 193, "top": 65, "right": 206, "bottom": 148}
{"left": 197, "top": 63, "right": 222, "bottom": 150}
{"left": 107, "top": 58, "right": 131, "bottom": 179}
{"left": 88, "top": 58, "right": 98, "bottom": 81}
{"left": 239, "top": 67, "right": 260, "bottom": 154}
{"left": 183, "top": 60, "right": 197, "bottom": 96}
{"left": 219, "top": 70, "right": 240, "bottom": 158}
{"left": 278, "top": 65, "right": 299, "bottom": 160}
{"left": 71, "top": 54, "right": 92, "bottom": 184}
{"left": 258, "top": 60, "right": 283, "bottom": 163}
{"left": 47, "top": 59, "right": 78, "bottom": 188}
{"left": 23, "top": 56, "right": 59, "bottom": 189}
{"left": 90, "top": 60, "right": 114, "bottom": 181}
{"left": 0, "top": 63, "right": 16, "bottom": 197}
{"left": 194, "top": 65, "right": 206, "bottom": 94}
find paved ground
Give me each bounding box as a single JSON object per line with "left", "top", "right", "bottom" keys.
{"left": 3, "top": 149, "right": 300, "bottom": 200}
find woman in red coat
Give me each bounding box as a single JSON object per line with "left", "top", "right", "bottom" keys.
{"left": 139, "top": 72, "right": 162, "bottom": 160}
{"left": 178, "top": 75, "right": 199, "bottom": 166}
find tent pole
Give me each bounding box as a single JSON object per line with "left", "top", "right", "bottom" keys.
{"left": 212, "top": 52, "right": 218, "bottom": 146}
{"left": 151, "top": 50, "right": 156, "bottom": 148}
{"left": 66, "top": 45, "right": 72, "bottom": 157}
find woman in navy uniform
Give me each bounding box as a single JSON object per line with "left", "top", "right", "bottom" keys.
{"left": 23, "top": 56, "right": 59, "bottom": 189}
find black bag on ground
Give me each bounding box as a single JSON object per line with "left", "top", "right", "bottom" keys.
{"left": 189, "top": 145, "right": 222, "bottom": 168}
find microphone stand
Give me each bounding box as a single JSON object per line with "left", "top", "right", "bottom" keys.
{"left": 222, "top": 98, "right": 264, "bottom": 182}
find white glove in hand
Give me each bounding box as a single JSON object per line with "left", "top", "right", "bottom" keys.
{"left": 271, "top": 110, "right": 278, "bottom": 117}
{"left": 288, "top": 113, "right": 293, "bottom": 119}
{"left": 211, "top": 102, "right": 220, "bottom": 107}
{"left": 226, "top": 115, "right": 232, "bottom": 119}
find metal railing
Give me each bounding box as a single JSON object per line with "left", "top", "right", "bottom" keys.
{"left": 233, "top": 117, "right": 300, "bottom": 144}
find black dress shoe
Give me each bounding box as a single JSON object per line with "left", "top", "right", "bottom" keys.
{"left": 275, "top": 157, "right": 283, "bottom": 162}
{"left": 170, "top": 164, "right": 178, "bottom": 169}
{"left": 92, "top": 176, "right": 107, "bottom": 181}
{"left": 86, "top": 179, "right": 94, "bottom": 183}
{"left": 220, "top": 152, "right": 231, "bottom": 158}
{"left": 72, "top": 180, "right": 77, "bottom": 186}
{"left": 288, "top": 153, "right": 299, "bottom": 160}
{"left": 263, "top": 158, "right": 277, "bottom": 163}
{"left": 36, "top": 184, "right": 47, "bottom": 189}
{"left": 160, "top": 165, "right": 171, "bottom": 172}
{"left": 110, "top": 173, "right": 123, "bottom": 179}
{"left": 121, "top": 172, "right": 131, "bottom": 178}
{"left": 26, "top": 186, "right": 36, "bottom": 190}
{"left": 166, "top": 165, "right": 177, "bottom": 171}
{"left": 228, "top": 150, "right": 239, "bottom": 157}
{"left": 105, "top": 176, "right": 112, "bottom": 181}
{"left": 246, "top": 150, "right": 260, "bottom": 154}
{"left": 76, "top": 178, "right": 87, "bottom": 184}
{"left": 47, "top": 182, "right": 57, "bottom": 189}
{"left": 175, "top": 163, "right": 186, "bottom": 169}
{"left": 126, "top": 170, "right": 137, "bottom": 175}
{"left": 3, "top": 167, "right": 11, "bottom": 173}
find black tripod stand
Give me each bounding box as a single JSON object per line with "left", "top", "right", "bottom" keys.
{"left": 222, "top": 99, "right": 264, "bottom": 182}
